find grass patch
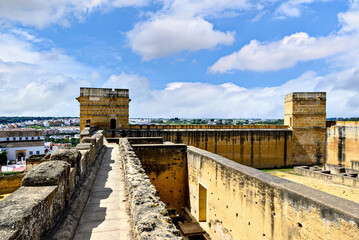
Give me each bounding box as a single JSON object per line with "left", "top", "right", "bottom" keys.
{"left": 0, "top": 171, "right": 24, "bottom": 177}
{"left": 261, "top": 168, "right": 303, "bottom": 176}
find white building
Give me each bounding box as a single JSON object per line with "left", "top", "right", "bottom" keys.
{"left": 0, "top": 130, "right": 45, "bottom": 164}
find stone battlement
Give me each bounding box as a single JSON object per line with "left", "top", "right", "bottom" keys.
{"left": 284, "top": 92, "right": 326, "bottom": 102}
{"left": 0, "top": 130, "right": 106, "bottom": 240}
{"left": 79, "top": 87, "right": 129, "bottom": 98}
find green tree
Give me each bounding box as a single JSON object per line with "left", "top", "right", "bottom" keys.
{"left": 0, "top": 151, "right": 7, "bottom": 166}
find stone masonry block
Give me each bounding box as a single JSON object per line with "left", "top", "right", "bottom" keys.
{"left": 50, "top": 148, "right": 81, "bottom": 168}
{"left": 22, "top": 161, "right": 71, "bottom": 187}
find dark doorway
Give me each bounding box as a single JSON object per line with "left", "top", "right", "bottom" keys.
{"left": 86, "top": 119, "right": 91, "bottom": 127}
{"left": 17, "top": 152, "right": 25, "bottom": 162}
{"left": 110, "top": 119, "right": 116, "bottom": 129}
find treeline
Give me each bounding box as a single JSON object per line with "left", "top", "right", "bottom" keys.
{"left": 45, "top": 138, "right": 80, "bottom": 147}
{"left": 0, "top": 116, "right": 77, "bottom": 124}
{"left": 327, "top": 117, "right": 359, "bottom": 121}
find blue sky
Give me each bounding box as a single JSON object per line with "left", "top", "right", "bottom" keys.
{"left": 1, "top": 0, "right": 359, "bottom": 118}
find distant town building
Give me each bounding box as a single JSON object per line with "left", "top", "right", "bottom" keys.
{"left": 0, "top": 130, "right": 45, "bottom": 164}
{"left": 43, "top": 121, "right": 50, "bottom": 127}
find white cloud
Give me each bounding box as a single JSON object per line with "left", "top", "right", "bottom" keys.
{"left": 126, "top": 0, "right": 255, "bottom": 60}
{"left": 163, "top": 0, "right": 250, "bottom": 18}
{"left": 209, "top": 4, "right": 359, "bottom": 73}
{"left": 209, "top": 32, "right": 359, "bottom": 72}
{"left": 120, "top": 68, "right": 359, "bottom": 119}
{"left": 102, "top": 72, "right": 151, "bottom": 101}
{"left": 0, "top": 31, "right": 92, "bottom": 116}
{"left": 275, "top": 0, "right": 331, "bottom": 18}
{"left": 276, "top": 0, "right": 313, "bottom": 18}
{"left": 127, "top": 16, "right": 235, "bottom": 60}
{"left": 0, "top": 0, "right": 150, "bottom": 28}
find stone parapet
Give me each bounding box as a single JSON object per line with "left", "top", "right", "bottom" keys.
{"left": 119, "top": 138, "right": 181, "bottom": 240}
{"left": 0, "top": 130, "right": 106, "bottom": 240}
{"left": 187, "top": 146, "right": 359, "bottom": 240}
{"left": 284, "top": 92, "right": 326, "bottom": 102}
{"left": 79, "top": 87, "right": 129, "bottom": 98}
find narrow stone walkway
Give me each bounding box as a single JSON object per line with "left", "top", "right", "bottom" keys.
{"left": 73, "top": 142, "right": 131, "bottom": 240}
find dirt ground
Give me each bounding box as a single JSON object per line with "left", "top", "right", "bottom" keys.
{"left": 266, "top": 169, "right": 359, "bottom": 204}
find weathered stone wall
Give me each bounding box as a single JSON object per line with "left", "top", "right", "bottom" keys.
{"left": 0, "top": 173, "right": 25, "bottom": 195}
{"left": 119, "top": 138, "right": 181, "bottom": 239}
{"left": 0, "top": 130, "right": 105, "bottom": 240}
{"left": 77, "top": 87, "right": 129, "bottom": 132}
{"left": 122, "top": 129, "right": 292, "bottom": 168}
{"left": 131, "top": 143, "right": 189, "bottom": 215}
{"left": 284, "top": 92, "right": 326, "bottom": 165}
{"left": 187, "top": 146, "right": 359, "bottom": 240}
{"left": 326, "top": 121, "right": 359, "bottom": 168}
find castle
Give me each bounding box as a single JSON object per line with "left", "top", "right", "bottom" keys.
{"left": 0, "top": 87, "right": 358, "bottom": 240}
{"left": 78, "top": 88, "right": 329, "bottom": 167}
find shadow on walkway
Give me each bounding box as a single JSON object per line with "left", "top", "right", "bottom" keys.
{"left": 73, "top": 144, "right": 130, "bottom": 240}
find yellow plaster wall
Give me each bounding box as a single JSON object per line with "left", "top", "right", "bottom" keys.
{"left": 127, "top": 129, "right": 292, "bottom": 168}
{"left": 187, "top": 146, "right": 359, "bottom": 240}
{"left": 0, "top": 173, "right": 25, "bottom": 195}
{"left": 131, "top": 144, "right": 189, "bottom": 214}
{"left": 326, "top": 121, "right": 359, "bottom": 168}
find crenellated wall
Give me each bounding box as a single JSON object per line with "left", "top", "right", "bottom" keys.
{"left": 187, "top": 146, "right": 359, "bottom": 240}
{"left": 0, "top": 129, "right": 105, "bottom": 240}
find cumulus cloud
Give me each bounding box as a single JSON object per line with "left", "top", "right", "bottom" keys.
{"left": 209, "top": 4, "right": 359, "bottom": 73}
{"left": 126, "top": 0, "right": 253, "bottom": 60}
{"left": 0, "top": 0, "right": 149, "bottom": 28}
{"left": 115, "top": 68, "right": 359, "bottom": 119}
{"left": 103, "top": 72, "right": 151, "bottom": 101}
{"left": 275, "top": 0, "right": 315, "bottom": 18}
{"left": 127, "top": 16, "right": 235, "bottom": 60}
{"left": 209, "top": 32, "right": 359, "bottom": 72}
{"left": 163, "top": 0, "right": 250, "bottom": 17}
{"left": 0, "top": 31, "right": 92, "bottom": 116}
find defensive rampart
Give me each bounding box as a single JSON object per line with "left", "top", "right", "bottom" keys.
{"left": 119, "top": 138, "right": 181, "bottom": 239}
{"left": 187, "top": 146, "right": 359, "bottom": 240}
{"left": 131, "top": 143, "right": 189, "bottom": 215}
{"left": 121, "top": 128, "right": 292, "bottom": 168}
{"left": 0, "top": 130, "right": 105, "bottom": 240}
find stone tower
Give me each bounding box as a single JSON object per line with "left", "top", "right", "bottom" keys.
{"left": 77, "top": 88, "right": 130, "bottom": 132}
{"left": 284, "top": 92, "right": 326, "bottom": 165}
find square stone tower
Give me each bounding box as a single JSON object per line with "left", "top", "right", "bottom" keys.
{"left": 77, "top": 88, "right": 130, "bottom": 132}
{"left": 284, "top": 92, "right": 326, "bottom": 165}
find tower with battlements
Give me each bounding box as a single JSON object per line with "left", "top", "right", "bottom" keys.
{"left": 284, "top": 92, "right": 326, "bottom": 165}
{"left": 77, "top": 87, "right": 130, "bottom": 132}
